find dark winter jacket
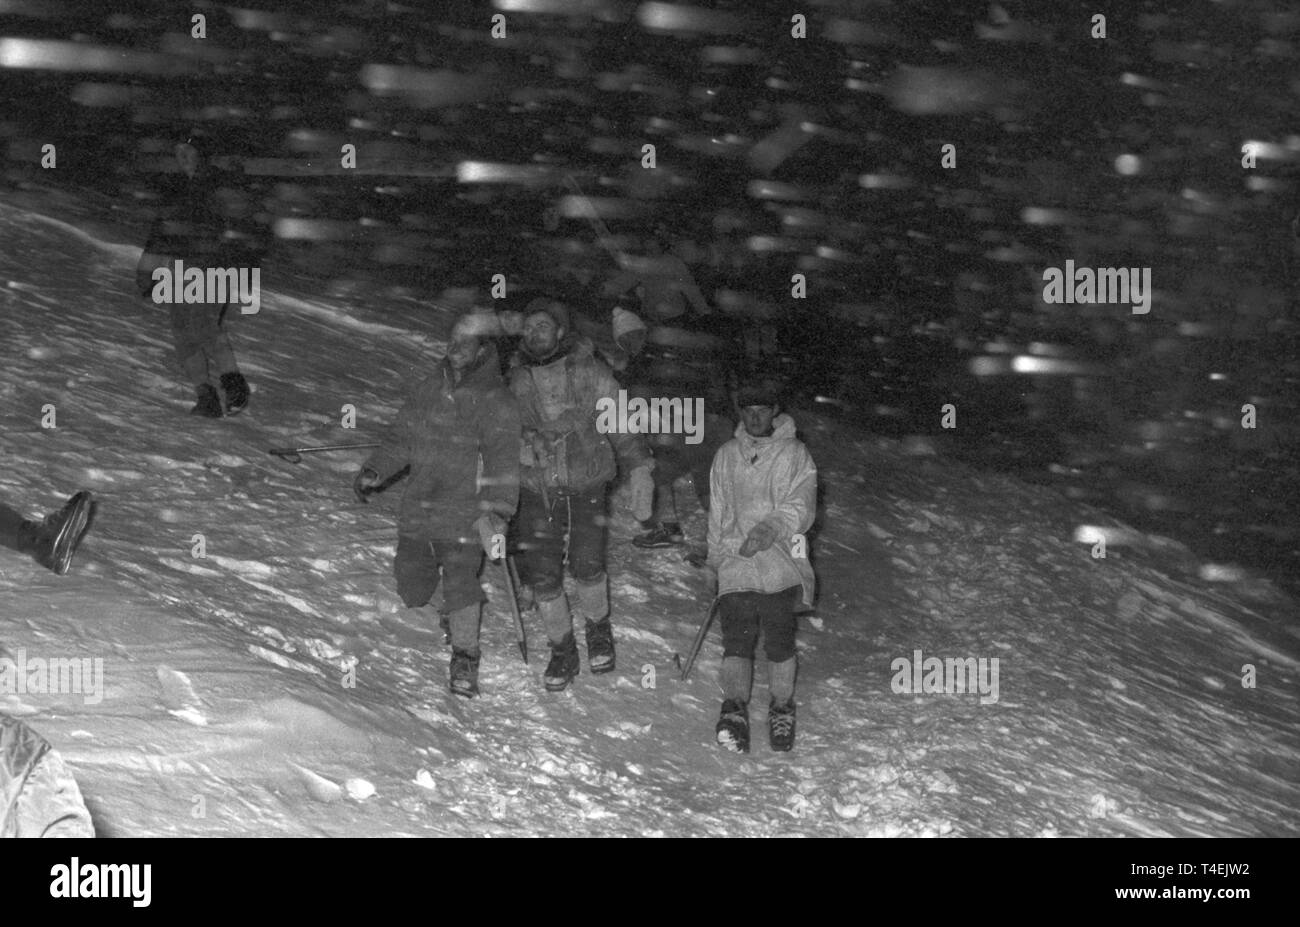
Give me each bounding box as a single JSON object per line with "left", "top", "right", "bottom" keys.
{"left": 510, "top": 335, "right": 651, "bottom": 496}
{"left": 136, "top": 168, "right": 241, "bottom": 298}
{"left": 620, "top": 321, "right": 740, "bottom": 412}
{"left": 603, "top": 253, "right": 708, "bottom": 321}
{"left": 364, "top": 343, "right": 521, "bottom": 540}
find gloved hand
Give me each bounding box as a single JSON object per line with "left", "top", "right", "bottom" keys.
{"left": 353, "top": 467, "right": 380, "bottom": 503}
{"left": 616, "top": 330, "right": 647, "bottom": 358}
{"left": 738, "top": 521, "right": 779, "bottom": 558}
{"left": 628, "top": 464, "right": 655, "bottom": 522}
{"left": 475, "top": 513, "right": 508, "bottom": 560}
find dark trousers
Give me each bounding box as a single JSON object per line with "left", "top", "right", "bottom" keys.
{"left": 646, "top": 411, "right": 730, "bottom": 522}
{"left": 0, "top": 504, "right": 31, "bottom": 553}
{"left": 171, "top": 302, "right": 239, "bottom": 388}
{"left": 393, "top": 535, "right": 485, "bottom": 612}
{"left": 513, "top": 486, "right": 608, "bottom": 598}
{"left": 719, "top": 586, "right": 799, "bottom": 663}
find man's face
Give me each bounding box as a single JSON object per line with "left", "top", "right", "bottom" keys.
{"left": 741, "top": 404, "right": 778, "bottom": 438}
{"left": 523, "top": 312, "right": 561, "bottom": 358}
{"left": 446, "top": 333, "right": 482, "bottom": 372}
{"left": 175, "top": 143, "right": 201, "bottom": 177}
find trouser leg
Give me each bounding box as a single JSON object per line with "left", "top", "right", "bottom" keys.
{"left": 393, "top": 534, "right": 441, "bottom": 608}
{"left": 718, "top": 591, "right": 759, "bottom": 703}
{"left": 513, "top": 488, "right": 565, "bottom": 600}
{"left": 210, "top": 303, "right": 240, "bottom": 375}
{"left": 757, "top": 586, "right": 799, "bottom": 663}
{"left": 432, "top": 540, "right": 486, "bottom": 612}
{"left": 566, "top": 488, "right": 609, "bottom": 584}
{"left": 0, "top": 504, "right": 32, "bottom": 553}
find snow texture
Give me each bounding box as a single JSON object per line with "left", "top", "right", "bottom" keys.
{"left": 1, "top": 202, "right": 1297, "bottom": 836}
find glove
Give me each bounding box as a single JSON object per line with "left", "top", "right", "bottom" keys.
{"left": 475, "top": 513, "right": 507, "bottom": 560}
{"left": 738, "top": 521, "right": 779, "bottom": 558}
{"left": 353, "top": 467, "right": 380, "bottom": 503}
{"left": 628, "top": 464, "right": 655, "bottom": 522}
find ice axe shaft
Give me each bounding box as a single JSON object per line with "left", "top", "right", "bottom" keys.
{"left": 680, "top": 597, "right": 720, "bottom": 682}
{"left": 500, "top": 554, "right": 528, "bottom": 664}
{"left": 268, "top": 443, "right": 380, "bottom": 464}
{"left": 563, "top": 174, "right": 622, "bottom": 259}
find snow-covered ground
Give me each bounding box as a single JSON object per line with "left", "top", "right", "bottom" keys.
{"left": 2, "top": 196, "right": 1297, "bottom": 836}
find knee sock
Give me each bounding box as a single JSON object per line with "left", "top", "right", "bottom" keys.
{"left": 769, "top": 656, "right": 797, "bottom": 704}
{"left": 721, "top": 656, "right": 753, "bottom": 704}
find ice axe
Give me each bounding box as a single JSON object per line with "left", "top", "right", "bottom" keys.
{"left": 500, "top": 554, "right": 528, "bottom": 664}
{"left": 562, "top": 173, "right": 624, "bottom": 263}
{"left": 678, "top": 596, "right": 720, "bottom": 682}
{"left": 268, "top": 443, "right": 380, "bottom": 464}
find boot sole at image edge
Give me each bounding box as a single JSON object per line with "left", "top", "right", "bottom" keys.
{"left": 50, "top": 495, "right": 93, "bottom": 575}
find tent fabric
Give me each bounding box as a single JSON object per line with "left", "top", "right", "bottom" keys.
{"left": 0, "top": 714, "right": 94, "bottom": 838}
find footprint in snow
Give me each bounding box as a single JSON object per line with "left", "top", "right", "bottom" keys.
{"left": 156, "top": 666, "right": 207, "bottom": 726}
{"left": 290, "top": 763, "right": 343, "bottom": 803}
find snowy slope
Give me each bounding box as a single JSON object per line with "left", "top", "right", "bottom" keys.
{"left": 1, "top": 198, "right": 1297, "bottom": 837}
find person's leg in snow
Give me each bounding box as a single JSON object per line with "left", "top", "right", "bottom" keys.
{"left": 169, "top": 301, "right": 247, "bottom": 416}
{"left": 393, "top": 533, "right": 449, "bottom": 641}
{"left": 633, "top": 440, "right": 685, "bottom": 548}
{"left": 759, "top": 586, "right": 800, "bottom": 752}
{"left": 567, "top": 489, "right": 616, "bottom": 674}
{"left": 716, "top": 591, "right": 759, "bottom": 752}
{"left": 213, "top": 304, "right": 249, "bottom": 414}
{"left": 576, "top": 572, "right": 614, "bottom": 674}
{"left": 687, "top": 411, "right": 732, "bottom": 514}
{"left": 434, "top": 540, "right": 487, "bottom": 698}
{"left": 515, "top": 488, "right": 580, "bottom": 690}
{"left": 170, "top": 303, "right": 223, "bottom": 416}
{"left": 0, "top": 493, "right": 93, "bottom": 575}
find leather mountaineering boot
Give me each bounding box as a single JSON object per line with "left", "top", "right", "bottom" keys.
{"left": 715, "top": 699, "right": 750, "bottom": 754}
{"left": 543, "top": 632, "right": 580, "bottom": 692}
{"left": 19, "top": 492, "right": 93, "bottom": 575}
{"left": 633, "top": 522, "right": 684, "bottom": 549}
{"left": 190, "top": 383, "right": 224, "bottom": 417}
{"left": 449, "top": 648, "right": 481, "bottom": 699}
{"left": 220, "top": 372, "right": 250, "bottom": 415}
{"left": 768, "top": 698, "right": 796, "bottom": 752}
{"left": 585, "top": 619, "right": 615, "bottom": 674}
{"left": 575, "top": 574, "right": 614, "bottom": 674}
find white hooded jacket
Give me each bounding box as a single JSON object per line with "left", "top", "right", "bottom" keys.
{"left": 707, "top": 413, "right": 816, "bottom": 608}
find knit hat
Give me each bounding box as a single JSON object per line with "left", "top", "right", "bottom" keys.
{"left": 451, "top": 309, "right": 502, "bottom": 340}
{"left": 440, "top": 286, "right": 481, "bottom": 309}
{"left": 523, "top": 297, "right": 569, "bottom": 332}
{"left": 177, "top": 129, "right": 210, "bottom": 158}
{"left": 734, "top": 372, "right": 782, "bottom": 408}
{"left": 611, "top": 306, "right": 646, "bottom": 341}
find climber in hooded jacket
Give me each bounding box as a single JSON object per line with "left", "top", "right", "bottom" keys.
{"left": 707, "top": 377, "right": 816, "bottom": 754}
{"left": 508, "top": 298, "right": 655, "bottom": 692}
{"left": 354, "top": 312, "right": 520, "bottom": 698}
{"left": 136, "top": 135, "right": 252, "bottom": 418}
